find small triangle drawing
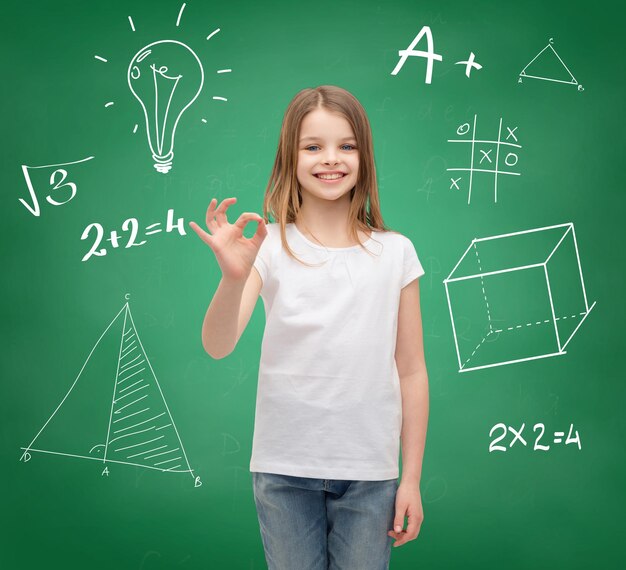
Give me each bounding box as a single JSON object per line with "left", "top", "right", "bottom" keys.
{"left": 519, "top": 40, "right": 582, "bottom": 90}
{"left": 20, "top": 296, "right": 200, "bottom": 485}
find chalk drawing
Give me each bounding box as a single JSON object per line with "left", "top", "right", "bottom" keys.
{"left": 447, "top": 115, "right": 521, "bottom": 204}
{"left": 390, "top": 25, "right": 443, "bottom": 85}
{"left": 519, "top": 38, "right": 583, "bottom": 91}
{"left": 443, "top": 223, "right": 596, "bottom": 373}
{"left": 489, "top": 422, "right": 581, "bottom": 452}
{"left": 96, "top": 7, "right": 233, "bottom": 172}
{"left": 20, "top": 294, "right": 201, "bottom": 486}
{"left": 19, "top": 156, "right": 94, "bottom": 217}
{"left": 455, "top": 52, "right": 482, "bottom": 78}
{"left": 391, "top": 26, "right": 483, "bottom": 84}
{"left": 128, "top": 39, "right": 204, "bottom": 173}
{"left": 81, "top": 208, "right": 186, "bottom": 262}
{"left": 176, "top": 3, "right": 186, "bottom": 27}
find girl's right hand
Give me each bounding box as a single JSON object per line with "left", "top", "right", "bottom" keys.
{"left": 189, "top": 197, "right": 267, "bottom": 282}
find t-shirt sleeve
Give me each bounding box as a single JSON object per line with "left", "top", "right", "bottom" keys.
{"left": 400, "top": 236, "right": 425, "bottom": 289}
{"left": 252, "top": 224, "right": 272, "bottom": 285}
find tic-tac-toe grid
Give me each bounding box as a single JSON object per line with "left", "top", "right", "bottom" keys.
{"left": 447, "top": 114, "right": 522, "bottom": 204}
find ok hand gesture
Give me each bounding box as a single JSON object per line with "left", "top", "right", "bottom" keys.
{"left": 189, "top": 197, "right": 266, "bottom": 282}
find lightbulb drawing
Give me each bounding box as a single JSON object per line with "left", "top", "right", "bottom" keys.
{"left": 128, "top": 40, "right": 204, "bottom": 174}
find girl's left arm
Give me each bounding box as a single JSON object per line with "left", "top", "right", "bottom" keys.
{"left": 395, "top": 278, "right": 429, "bottom": 485}
{"left": 389, "top": 278, "right": 429, "bottom": 547}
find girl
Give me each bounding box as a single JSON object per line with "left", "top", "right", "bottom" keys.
{"left": 190, "top": 85, "right": 429, "bottom": 569}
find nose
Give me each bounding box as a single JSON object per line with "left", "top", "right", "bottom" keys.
{"left": 322, "top": 149, "right": 340, "bottom": 165}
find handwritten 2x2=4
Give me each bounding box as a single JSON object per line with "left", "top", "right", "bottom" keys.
{"left": 489, "top": 422, "right": 581, "bottom": 452}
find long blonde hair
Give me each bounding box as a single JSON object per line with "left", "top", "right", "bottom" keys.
{"left": 260, "top": 85, "right": 397, "bottom": 265}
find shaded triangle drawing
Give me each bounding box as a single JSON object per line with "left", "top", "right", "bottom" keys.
{"left": 519, "top": 40, "right": 582, "bottom": 90}
{"left": 20, "top": 296, "right": 200, "bottom": 485}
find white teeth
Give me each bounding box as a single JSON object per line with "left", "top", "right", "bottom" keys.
{"left": 316, "top": 173, "right": 344, "bottom": 180}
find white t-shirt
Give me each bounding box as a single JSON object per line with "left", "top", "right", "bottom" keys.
{"left": 250, "top": 222, "right": 425, "bottom": 481}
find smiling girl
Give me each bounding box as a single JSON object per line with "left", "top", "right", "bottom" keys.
{"left": 190, "top": 85, "right": 429, "bottom": 569}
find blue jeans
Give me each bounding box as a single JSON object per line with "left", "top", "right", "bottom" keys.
{"left": 252, "top": 471, "right": 399, "bottom": 569}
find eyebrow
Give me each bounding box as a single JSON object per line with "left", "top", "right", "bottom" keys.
{"left": 299, "top": 136, "right": 356, "bottom": 142}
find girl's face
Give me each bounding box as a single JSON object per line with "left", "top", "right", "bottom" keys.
{"left": 296, "top": 108, "right": 359, "bottom": 202}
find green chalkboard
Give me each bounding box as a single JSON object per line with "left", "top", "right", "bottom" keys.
{"left": 2, "top": 0, "right": 624, "bottom": 568}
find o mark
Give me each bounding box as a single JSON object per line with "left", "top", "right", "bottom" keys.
{"left": 505, "top": 153, "right": 518, "bottom": 167}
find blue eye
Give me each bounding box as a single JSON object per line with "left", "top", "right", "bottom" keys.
{"left": 304, "top": 144, "right": 356, "bottom": 151}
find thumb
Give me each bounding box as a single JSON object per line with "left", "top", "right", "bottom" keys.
{"left": 393, "top": 514, "right": 404, "bottom": 533}
{"left": 188, "top": 221, "right": 213, "bottom": 248}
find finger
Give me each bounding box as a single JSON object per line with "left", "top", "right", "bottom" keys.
{"left": 233, "top": 213, "right": 266, "bottom": 241}
{"left": 205, "top": 198, "right": 218, "bottom": 231}
{"left": 393, "top": 513, "right": 405, "bottom": 534}
{"left": 391, "top": 531, "right": 407, "bottom": 547}
{"left": 250, "top": 214, "right": 268, "bottom": 248}
{"left": 388, "top": 528, "right": 404, "bottom": 537}
{"left": 215, "top": 197, "right": 237, "bottom": 227}
{"left": 189, "top": 221, "right": 213, "bottom": 248}
{"left": 405, "top": 512, "right": 423, "bottom": 540}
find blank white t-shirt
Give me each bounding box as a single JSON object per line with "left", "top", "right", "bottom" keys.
{"left": 250, "top": 222, "right": 425, "bottom": 480}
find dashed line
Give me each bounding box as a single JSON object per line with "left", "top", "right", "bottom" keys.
{"left": 493, "top": 312, "right": 585, "bottom": 333}
{"left": 462, "top": 332, "right": 491, "bottom": 368}
{"left": 472, "top": 243, "right": 493, "bottom": 332}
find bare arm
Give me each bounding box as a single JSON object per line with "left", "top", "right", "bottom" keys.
{"left": 189, "top": 196, "right": 267, "bottom": 359}
{"left": 388, "top": 277, "right": 429, "bottom": 548}
{"left": 201, "top": 276, "right": 246, "bottom": 359}
{"left": 395, "top": 277, "right": 429, "bottom": 485}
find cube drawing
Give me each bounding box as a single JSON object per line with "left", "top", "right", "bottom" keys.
{"left": 443, "top": 223, "right": 596, "bottom": 372}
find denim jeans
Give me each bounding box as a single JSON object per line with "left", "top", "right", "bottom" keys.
{"left": 252, "top": 471, "right": 398, "bottom": 569}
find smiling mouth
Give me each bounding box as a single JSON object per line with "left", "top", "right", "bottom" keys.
{"left": 314, "top": 173, "right": 347, "bottom": 179}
